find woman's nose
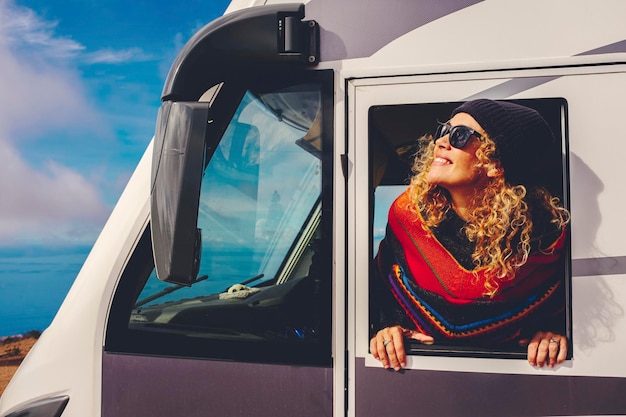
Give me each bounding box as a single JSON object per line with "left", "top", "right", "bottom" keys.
{"left": 435, "top": 134, "right": 451, "bottom": 149}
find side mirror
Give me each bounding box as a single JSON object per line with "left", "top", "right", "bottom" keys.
{"left": 150, "top": 101, "right": 208, "bottom": 286}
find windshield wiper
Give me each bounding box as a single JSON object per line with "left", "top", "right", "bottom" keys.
{"left": 134, "top": 275, "right": 208, "bottom": 308}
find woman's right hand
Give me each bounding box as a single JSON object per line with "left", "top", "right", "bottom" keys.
{"left": 370, "top": 326, "right": 434, "bottom": 371}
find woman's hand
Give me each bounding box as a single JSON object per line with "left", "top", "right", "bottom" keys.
{"left": 525, "top": 331, "right": 567, "bottom": 368}
{"left": 370, "top": 326, "right": 434, "bottom": 371}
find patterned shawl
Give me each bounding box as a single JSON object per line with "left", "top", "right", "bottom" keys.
{"left": 376, "top": 191, "right": 567, "bottom": 344}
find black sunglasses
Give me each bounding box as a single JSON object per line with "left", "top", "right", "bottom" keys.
{"left": 434, "top": 123, "right": 484, "bottom": 149}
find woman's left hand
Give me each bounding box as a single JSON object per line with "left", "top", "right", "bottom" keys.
{"left": 525, "top": 331, "right": 567, "bottom": 367}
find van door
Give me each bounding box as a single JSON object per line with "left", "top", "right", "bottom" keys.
{"left": 102, "top": 5, "right": 336, "bottom": 416}
{"left": 347, "top": 65, "right": 626, "bottom": 416}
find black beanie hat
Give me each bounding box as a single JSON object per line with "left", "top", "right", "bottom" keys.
{"left": 451, "top": 99, "right": 555, "bottom": 187}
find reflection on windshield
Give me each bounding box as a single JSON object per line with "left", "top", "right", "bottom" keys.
{"left": 199, "top": 89, "right": 321, "bottom": 291}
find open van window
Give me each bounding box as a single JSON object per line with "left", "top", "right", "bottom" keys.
{"left": 368, "top": 99, "right": 572, "bottom": 359}
{"left": 106, "top": 72, "right": 333, "bottom": 366}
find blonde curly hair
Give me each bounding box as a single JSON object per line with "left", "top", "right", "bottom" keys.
{"left": 405, "top": 134, "right": 569, "bottom": 297}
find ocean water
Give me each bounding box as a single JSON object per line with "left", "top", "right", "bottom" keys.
{"left": 0, "top": 246, "right": 90, "bottom": 337}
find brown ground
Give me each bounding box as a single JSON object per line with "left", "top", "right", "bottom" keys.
{"left": 0, "top": 337, "right": 37, "bottom": 397}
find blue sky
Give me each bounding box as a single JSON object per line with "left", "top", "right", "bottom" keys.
{"left": 0, "top": 0, "right": 230, "bottom": 334}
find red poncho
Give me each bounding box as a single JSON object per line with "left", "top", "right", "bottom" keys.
{"left": 375, "top": 191, "right": 567, "bottom": 344}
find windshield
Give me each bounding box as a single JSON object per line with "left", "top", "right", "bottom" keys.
{"left": 196, "top": 87, "right": 321, "bottom": 290}
{"left": 131, "top": 82, "right": 326, "bottom": 344}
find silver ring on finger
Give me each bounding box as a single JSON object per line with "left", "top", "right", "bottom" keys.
{"left": 549, "top": 338, "right": 559, "bottom": 344}
{"left": 383, "top": 339, "right": 392, "bottom": 347}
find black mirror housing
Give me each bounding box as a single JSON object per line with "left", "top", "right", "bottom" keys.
{"left": 151, "top": 101, "right": 208, "bottom": 285}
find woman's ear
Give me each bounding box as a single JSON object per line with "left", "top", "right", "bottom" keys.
{"left": 487, "top": 164, "right": 504, "bottom": 178}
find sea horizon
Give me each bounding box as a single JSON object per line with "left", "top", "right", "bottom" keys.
{"left": 0, "top": 245, "right": 90, "bottom": 337}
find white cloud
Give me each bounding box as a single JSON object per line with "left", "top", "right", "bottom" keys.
{"left": 0, "top": 47, "right": 102, "bottom": 140}
{"left": 85, "top": 47, "right": 153, "bottom": 65}
{"left": 0, "top": 0, "right": 152, "bottom": 65}
{"left": 0, "top": 0, "right": 84, "bottom": 59}
{"left": 0, "top": 1, "right": 110, "bottom": 246}
{"left": 0, "top": 140, "right": 108, "bottom": 245}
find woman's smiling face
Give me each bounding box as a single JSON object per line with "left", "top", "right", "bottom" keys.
{"left": 426, "top": 112, "right": 490, "bottom": 196}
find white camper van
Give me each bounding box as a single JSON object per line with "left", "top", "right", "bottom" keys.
{"left": 2, "top": 0, "right": 626, "bottom": 416}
